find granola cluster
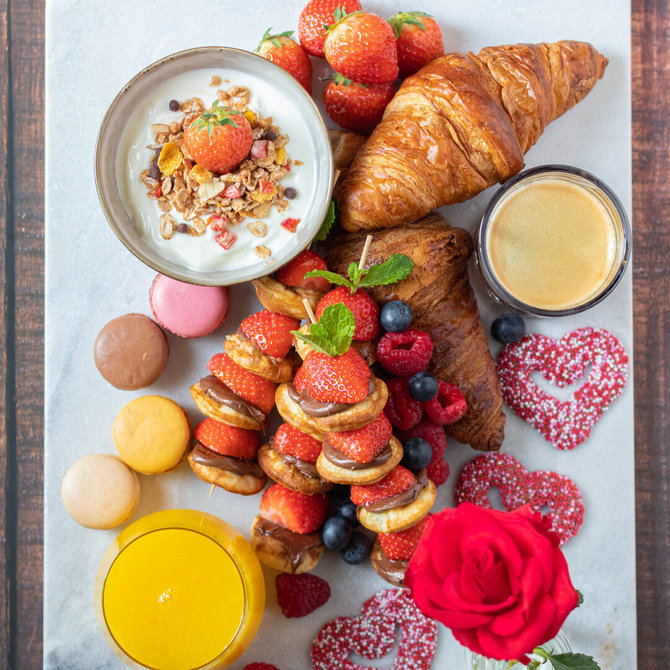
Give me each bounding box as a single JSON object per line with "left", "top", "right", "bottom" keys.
{"left": 139, "top": 83, "right": 298, "bottom": 254}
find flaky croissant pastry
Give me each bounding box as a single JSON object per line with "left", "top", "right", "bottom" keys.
{"left": 317, "top": 212, "right": 505, "bottom": 452}
{"left": 338, "top": 40, "right": 608, "bottom": 231}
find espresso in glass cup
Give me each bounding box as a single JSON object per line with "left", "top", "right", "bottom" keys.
{"left": 476, "top": 165, "right": 630, "bottom": 317}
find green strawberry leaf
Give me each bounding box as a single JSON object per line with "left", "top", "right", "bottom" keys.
{"left": 304, "top": 269, "right": 352, "bottom": 289}
{"left": 314, "top": 199, "right": 336, "bottom": 241}
{"left": 576, "top": 590, "right": 584, "bottom": 607}
{"left": 292, "top": 303, "right": 355, "bottom": 357}
{"left": 357, "top": 254, "right": 414, "bottom": 288}
{"left": 544, "top": 653, "right": 601, "bottom": 670}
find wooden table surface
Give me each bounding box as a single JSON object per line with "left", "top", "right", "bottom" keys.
{"left": 0, "top": 1, "right": 668, "bottom": 668}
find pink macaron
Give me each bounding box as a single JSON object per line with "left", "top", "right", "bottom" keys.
{"left": 149, "top": 274, "right": 229, "bottom": 339}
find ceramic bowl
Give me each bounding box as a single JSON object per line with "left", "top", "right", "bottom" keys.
{"left": 95, "top": 46, "right": 333, "bottom": 286}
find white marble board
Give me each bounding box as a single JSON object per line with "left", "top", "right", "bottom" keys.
{"left": 44, "top": 0, "right": 634, "bottom": 668}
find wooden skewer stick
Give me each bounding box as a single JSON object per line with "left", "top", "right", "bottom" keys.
{"left": 358, "top": 235, "right": 373, "bottom": 270}
{"left": 303, "top": 299, "right": 317, "bottom": 324}
{"left": 208, "top": 483, "right": 216, "bottom": 498}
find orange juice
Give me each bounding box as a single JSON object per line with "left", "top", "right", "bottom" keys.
{"left": 95, "top": 510, "right": 265, "bottom": 670}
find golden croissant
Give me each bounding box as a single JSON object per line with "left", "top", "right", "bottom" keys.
{"left": 338, "top": 40, "right": 608, "bottom": 231}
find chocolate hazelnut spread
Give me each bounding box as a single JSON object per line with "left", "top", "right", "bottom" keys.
{"left": 352, "top": 339, "right": 376, "bottom": 363}
{"left": 274, "top": 448, "right": 321, "bottom": 480}
{"left": 371, "top": 539, "right": 408, "bottom": 587}
{"left": 199, "top": 375, "right": 266, "bottom": 423}
{"left": 287, "top": 378, "right": 375, "bottom": 418}
{"left": 191, "top": 442, "right": 264, "bottom": 478}
{"left": 363, "top": 469, "right": 429, "bottom": 513}
{"left": 255, "top": 516, "right": 322, "bottom": 571}
{"left": 322, "top": 436, "right": 393, "bottom": 471}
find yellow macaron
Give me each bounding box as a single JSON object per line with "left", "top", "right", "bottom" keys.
{"left": 113, "top": 395, "right": 191, "bottom": 474}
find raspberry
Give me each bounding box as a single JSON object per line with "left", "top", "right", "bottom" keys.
{"left": 384, "top": 377, "right": 423, "bottom": 430}
{"left": 275, "top": 573, "right": 331, "bottom": 618}
{"left": 399, "top": 415, "right": 447, "bottom": 459}
{"left": 424, "top": 381, "right": 467, "bottom": 426}
{"left": 376, "top": 329, "right": 433, "bottom": 376}
{"left": 244, "top": 664, "right": 282, "bottom": 670}
{"left": 426, "top": 456, "right": 449, "bottom": 486}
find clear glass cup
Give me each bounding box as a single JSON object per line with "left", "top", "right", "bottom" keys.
{"left": 94, "top": 509, "right": 265, "bottom": 670}
{"left": 475, "top": 165, "right": 631, "bottom": 317}
{"left": 466, "top": 629, "right": 572, "bottom": 669}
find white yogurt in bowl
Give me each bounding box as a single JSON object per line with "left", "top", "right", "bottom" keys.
{"left": 96, "top": 48, "right": 333, "bottom": 286}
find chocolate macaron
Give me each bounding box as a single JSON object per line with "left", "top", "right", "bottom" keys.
{"left": 94, "top": 314, "right": 169, "bottom": 390}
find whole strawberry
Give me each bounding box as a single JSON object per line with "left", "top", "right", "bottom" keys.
{"left": 388, "top": 11, "right": 444, "bottom": 79}
{"left": 299, "top": 0, "right": 362, "bottom": 58}
{"left": 316, "top": 286, "right": 381, "bottom": 341}
{"left": 184, "top": 102, "right": 252, "bottom": 175}
{"left": 323, "top": 74, "right": 394, "bottom": 135}
{"left": 255, "top": 28, "right": 313, "bottom": 94}
{"left": 240, "top": 309, "right": 300, "bottom": 359}
{"left": 324, "top": 10, "right": 399, "bottom": 85}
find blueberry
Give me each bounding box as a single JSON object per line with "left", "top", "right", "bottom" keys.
{"left": 322, "top": 516, "right": 352, "bottom": 550}
{"left": 491, "top": 313, "right": 526, "bottom": 344}
{"left": 380, "top": 300, "right": 413, "bottom": 333}
{"left": 340, "top": 532, "right": 370, "bottom": 565}
{"left": 334, "top": 499, "right": 358, "bottom": 527}
{"left": 401, "top": 437, "right": 432, "bottom": 472}
{"left": 408, "top": 371, "right": 439, "bottom": 402}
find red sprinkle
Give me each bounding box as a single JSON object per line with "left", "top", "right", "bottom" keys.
{"left": 496, "top": 328, "right": 629, "bottom": 450}
{"left": 311, "top": 589, "right": 437, "bottom": 670}
{"left": 455, "top": 453, "right": 585, "bottom": 545}
{"left": 215, "top": 230, "right": 237, "bottom": 250}
{"left": 281, "top": 217, "right": 301, "bottom": 233}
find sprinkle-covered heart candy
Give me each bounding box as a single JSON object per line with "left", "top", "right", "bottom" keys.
{"left": 311, "top": 588, "right": 437, "bottom": 670}
{"left": 455, "top": 453, "right": 584, "bottom": 545}
{"left": 496, "top": 327, "right": 629, "bottom": 450}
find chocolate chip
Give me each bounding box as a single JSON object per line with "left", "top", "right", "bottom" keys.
{"left": 264, "top": 131, "right": 278, "bottom": 142}
{"left": 177, "top": 223, "right": 189, "bottom": 234}
{"left": 149, "top": 159, "right": 161, "bottom": 181}
{"left": 285, "top": 187, "right": 297, "bottom": 200}
{"left": 169, "top": 99, "right": 180, "bottom": 112}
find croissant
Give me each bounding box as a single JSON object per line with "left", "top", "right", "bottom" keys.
{"left": 338, "top": 40, "right": 608, "bottom": 231}
{"left": 316, "top": 211, "right": 505, "bottom": 452}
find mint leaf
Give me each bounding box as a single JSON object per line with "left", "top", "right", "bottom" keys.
{"left": 292, "top": 304, "right": 355, "bottom": 357}
{"left": 314, "top": 199, "right": 336, "bottom": 241}
{"left": 304, "top": 269, "right": 352, "bottom": 289}
{"left": 357, "top": 254, "right": 413, "bottom": 288}
{"left": 347, "top": 262, "right": 366, "bottom": 289}
{"left": 545, "top": 653, "right": 601, "bottom": 670}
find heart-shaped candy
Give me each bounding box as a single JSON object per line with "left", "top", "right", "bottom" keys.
{"left": 455, "top": 453, "right": 584, "bottom": 545}
{"left": 311, "top": 589, "right": 437, "bottom": 670}
{"left": 496, "top": 327, "right": 629, "bottom": 450}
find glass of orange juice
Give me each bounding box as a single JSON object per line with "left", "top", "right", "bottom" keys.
{"left": 95, "top": 509, "right": 265, "bottom": 670}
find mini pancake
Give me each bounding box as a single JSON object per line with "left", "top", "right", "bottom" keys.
{"left": 357, "top": 479, "right": 437, "bottom": 533}
{"left": 224, "top": 333, "right": 299, "bottom": 383}
{"left": 250, "top": 514, "right": 324, "bottom": 574}
{"left": 316, "top": 436, "right": 403, "bottom": 485}
{"left": 275, "top": 377, "right": 388, "bottom": 435}
{"left": 252, "top": 275, "right": 323, "bottom": 320}
{"left": 191, "top": 379, "right": 265, "bottom": 431}
{"left": 113, "top": 395, "right": 191, "bottom": 474}
{"left": 188, "top": 448, "right": 266, "bottom": 496}
{"left": 257, "top": 442, "right": 332, "bottom": 495}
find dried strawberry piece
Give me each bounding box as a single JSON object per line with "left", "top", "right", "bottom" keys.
{"left": 208, "top": 214, "right": 227, "bottom": 231}
{"left": 384, "top": 377, "right": 423, "bottom": 430}
{"left": 222, "top": 184, "right": 241, "bottom": 199}
{"left": 281, "top": 217, "right": 301, "bottom": 233}
{"left": 215, "top": 230, "right": 237, "bottom": 250}
{"left": 376, "top": 329, "right": 433, "bottom": 376}
{"left": 251, "top": 140, "right": 269, "bottom": 160}
{"left": 259, "top": 179, "right": 275, "bottom": 193}
{"left": 424, "top": 381, "right": 467, "bottom": 426}
{"left": 276, "top": 573, "right": 331, "bottom": 618}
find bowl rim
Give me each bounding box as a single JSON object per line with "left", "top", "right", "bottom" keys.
{"left": 95, "top": 45, "right": 334, "bottom": 287}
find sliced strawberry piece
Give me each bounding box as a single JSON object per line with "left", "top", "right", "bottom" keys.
{"left": 326, "top": 412, "right": 392, "bottom": 464}
{"left": 275, "top": 250, "right": 331, "bottom": 292}
{"left": 207, "top": 353, "right": 276, "bottom": 416}
{"left": 384, "top": 377, "right": 423, "bottom": 430}
{"left": 240, "top": 309, "right": 300, "bottom": 359}
{"left": 274, "top": 423, "right": 322, "bottom": 463}
{"left": 301, "top": 348, "right": 370, "bottom": 403}
{"left": 424, "top": 381, "right": 467, "bottom": 426}
{"left": 378, "top": 515, "right": 431, "bottom": 561}
{"left": 194, "top": 418, "right": 261, "bottom": 460}
{"left": 316, "top": 286, "right": 380, "bottom": 341}
{"left": 351, "top": 465, "right": 416, "bottom": 506}
{"left": 260, "top": 483, "right": 328, "bottom": 534}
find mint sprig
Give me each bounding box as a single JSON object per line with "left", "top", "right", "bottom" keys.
{"left": 533, "top": 650, "right": 600, "bottom": 670}
{"left": 314, "top": 199, "right": 336, "bottom": 242}
{"left": 305, "top": 253, "right": 413, "bottom": 295}
{"left": 291, "top": 303, "right": 355, "bottom": 357}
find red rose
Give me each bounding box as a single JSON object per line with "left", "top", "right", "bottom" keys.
{"left": 405, "top": 503, "right": 579, "bottom": 663}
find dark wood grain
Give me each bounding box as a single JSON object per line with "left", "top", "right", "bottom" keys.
{"left": 632, "top": 0, "right": 670, "bottom": 667}
{"left": 0, "top": 1, "right": 666, "bottom": 668}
